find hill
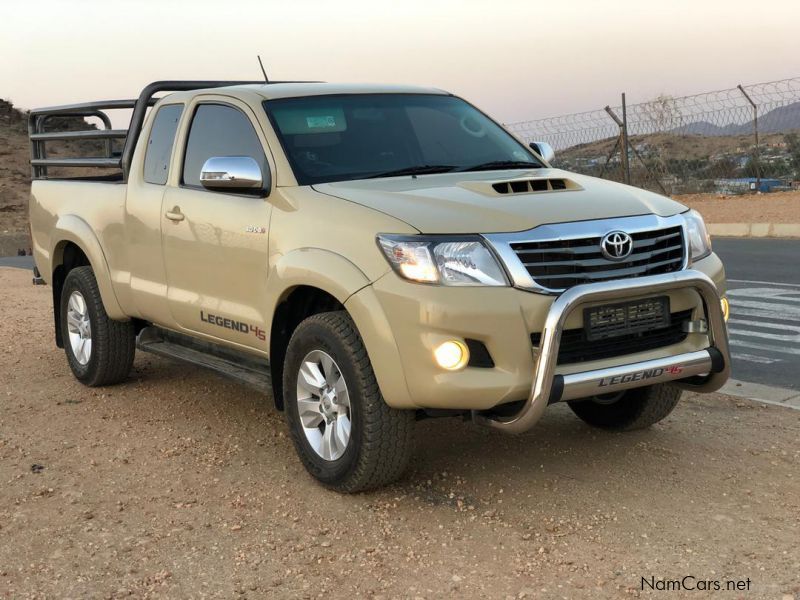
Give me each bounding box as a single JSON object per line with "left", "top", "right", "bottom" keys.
{"left": 555, "top": 127, "right": 800, "bottom": 194}
{"left": 676, "top": 101, "right": 800, "bottom": 136}
{"left": 0, "top": 99, "right": 104, "bottom": 254}
{"left": 0, "top": 99, "right": 33, "bottom": 253}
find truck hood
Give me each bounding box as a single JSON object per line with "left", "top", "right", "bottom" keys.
{"left": 313, "top": 168, "right": 687, "bottom": 234}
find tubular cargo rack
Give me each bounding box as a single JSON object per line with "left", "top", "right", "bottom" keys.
{"left": 28, "top": 80, "right": 294, "bottom": 181}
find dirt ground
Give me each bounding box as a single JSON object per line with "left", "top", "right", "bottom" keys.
{"left": 1, "top": 268, "right": 799, "bottom": 599}
{"left": 678, "top": 190, "right": 800, "bottom": 225}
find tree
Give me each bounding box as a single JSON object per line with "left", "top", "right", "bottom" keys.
{"left": 640, "top": 95, "right": 680, "bottom": 133}
{"left": 712, "top": 157, "right": 739, "bottom": 179}
{"left": 784, "top": 133, "right": 800, "bottom": 177}
{"left": 742, "top": 156, "right": 761, "bottom": 179}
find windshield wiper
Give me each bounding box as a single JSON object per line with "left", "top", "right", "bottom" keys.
{"left": 365, "top": 165, "right": 457, "bottom": 179}
{"left": 456, "top": 160, "right": 541, "bottom": 173}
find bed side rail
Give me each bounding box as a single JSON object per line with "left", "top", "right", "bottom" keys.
{"left": 28, "top": 99, "right": 139, "bottom": 179}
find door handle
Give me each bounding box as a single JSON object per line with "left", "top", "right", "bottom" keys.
{"left": 165, "top": 206, "right": 185, "bottom": 222}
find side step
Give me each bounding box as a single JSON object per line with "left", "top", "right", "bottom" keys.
{"left": 136, "top": 326, "right": 271, "bottom": 392}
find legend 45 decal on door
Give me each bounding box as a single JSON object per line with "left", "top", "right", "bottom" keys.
{"left": 200, "top": 311, "right": 266, "bottom": 341}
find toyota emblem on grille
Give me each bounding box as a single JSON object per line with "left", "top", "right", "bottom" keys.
{"left": 601, "top": 231, "right": 633, "bottom": 261}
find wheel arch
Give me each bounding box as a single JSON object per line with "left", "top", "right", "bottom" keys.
{"left": 50, "top": 217, "right": 127, "bottom": 347}
{"left": 265, "top": 248, "right": 375, "bottom": 410}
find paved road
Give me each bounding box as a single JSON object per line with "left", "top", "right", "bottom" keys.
{"left": 0, "top": 255, "right": 33, "bottom": 270}
{"left": 714, "top": 238, "right": 800, "bottom": 391}
{"left": 3, "top": 241, "right": 799, "bottom": 390}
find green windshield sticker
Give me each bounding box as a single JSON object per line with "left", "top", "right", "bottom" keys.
{"left": 306, "top": 115, "right": 336, "bottom": 128}
{"left": 273, "top": 107, "right": 347, "bottom": 134}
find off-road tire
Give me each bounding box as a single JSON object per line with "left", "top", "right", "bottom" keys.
{"left": 283, "top": 311, "right": 415, "bottom": 492}
{"left": 60, "top": 266, "right": 135, "bottom": 386}
{"left": 567, "top": 384, "right": 682, "bottom": 431}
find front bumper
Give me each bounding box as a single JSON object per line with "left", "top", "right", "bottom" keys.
{"left": 472, "top": 269, "right": 730, "bottom": 433}
{"left": 345, "top": 252, "right": 727, "bottom": 415}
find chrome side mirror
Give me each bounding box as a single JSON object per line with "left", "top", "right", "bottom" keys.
{"left": 200, "top": 156, "right": 266, "bottom": 193}
{"left": 529, "top": 141, "right": 555, "bottom": 163}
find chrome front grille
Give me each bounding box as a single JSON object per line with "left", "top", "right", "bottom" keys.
{"left": 511, "top": 226, "right": 684, "bottom": 290}
{"left": 483, "top": 214, "right": 689, "bottom": 293}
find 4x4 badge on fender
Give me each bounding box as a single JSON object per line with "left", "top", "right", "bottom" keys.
{"left": 601, "top": 231, "right": 633, "bottom": 261}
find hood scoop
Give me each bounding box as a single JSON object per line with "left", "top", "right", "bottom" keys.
{"left": 459, "top": 177, "right": 581, "bottom": 197}
{"left": 492, "top": 177, "right": 578, "bottom": 195}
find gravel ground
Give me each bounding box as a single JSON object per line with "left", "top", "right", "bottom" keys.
{"left": 679, "top": 190, "right": 800, "bottom": 224}
{"left": 1, "top": 268, "right": 799, "bottom": 599}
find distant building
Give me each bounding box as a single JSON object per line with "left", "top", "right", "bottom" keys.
{"left": 713, "top": 177, "right": 787, "bottom": 194}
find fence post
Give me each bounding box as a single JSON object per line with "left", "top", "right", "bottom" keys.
{"left": 737, "top": 84, "right": 760, "bottom": 192}
{"left": 605, "top": 103, "right": 668, "bottom": 195}
{"left": 621, "top": 93, "right": 632, "bottom": 184}
{"left": 604, "top": 104, "right": 628, "bottom": 183}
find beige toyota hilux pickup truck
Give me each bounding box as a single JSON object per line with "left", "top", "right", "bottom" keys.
{"left": 28, "top": 81, "right": 730, "bottom": 492}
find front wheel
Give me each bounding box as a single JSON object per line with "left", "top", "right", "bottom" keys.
{"left": 283, "top": 311, "right": 415, "bottom": 492}
{"left": 567, "top": 384, "right": 682, "bottom": 431}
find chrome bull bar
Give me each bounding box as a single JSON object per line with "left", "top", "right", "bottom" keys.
{"left": 473, "top": 269, "right": 730, "bottom": 434}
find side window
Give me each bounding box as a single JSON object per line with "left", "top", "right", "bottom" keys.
{"left": 143, "top": 104, "right": 184, "bottom": 185}
{"left": 182, "top": 104, "right": 268, "bottom": 189}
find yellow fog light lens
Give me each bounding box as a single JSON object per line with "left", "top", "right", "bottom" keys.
{"left": 434, "top": 340, "right": 469, "bottom": 370}
{"left": 720, "top": 297, "right": 730, "bottom": 321}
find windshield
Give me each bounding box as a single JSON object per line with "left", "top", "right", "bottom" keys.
{"left": 263, "top": 94, "right": 542, "bottom": 185}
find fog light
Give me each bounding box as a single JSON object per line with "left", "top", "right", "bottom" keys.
{"left": 720, "top": 296, "right": 730, "bottom": 322}
{"left": 434, "top": 340, "right": 469, "bottom": 370}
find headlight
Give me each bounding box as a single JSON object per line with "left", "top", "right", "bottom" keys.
{"left": 377, "top": 235, "right": 508, "bottom": 286}
{"left": 683, "top": 209, "right": 712, "bottom": 262}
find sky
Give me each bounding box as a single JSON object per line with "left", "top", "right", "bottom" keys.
{"left": 2, "top": 0, "right": 799, "bottom": 126}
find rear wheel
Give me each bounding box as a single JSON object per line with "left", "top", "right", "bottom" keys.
{"left": 567, "top": 384, "right": 682, "bottom": 431}
{"left": 283, "top": 311, "right": 415, "bottom": 492}
{"left": 60, "top": 266, "right": 135, "bottom": 386}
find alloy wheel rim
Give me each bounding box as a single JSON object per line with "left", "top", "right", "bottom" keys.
{"left": 66, "top": 290, "right": 92, "bottom": 366}
{"left": 296, "top": 350, "right": 351, "bottom": 461}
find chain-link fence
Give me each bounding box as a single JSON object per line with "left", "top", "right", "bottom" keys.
{"left": 506, "top": 78, "right": 800, "bottom": 196}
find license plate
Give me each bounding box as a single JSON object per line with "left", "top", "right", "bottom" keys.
{"left": 584, "top": 296, "right": 670, "bottom": 341}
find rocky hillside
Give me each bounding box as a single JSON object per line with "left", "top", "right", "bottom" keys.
{"left": 679, "top": 101, "right": 800, "bottom": 136}
{"left": 0, "top": 99, "right": 32, "bottom": 254}
{"left": 0, "top": 99, "right": 106, "bottom": 255}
